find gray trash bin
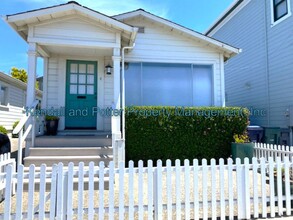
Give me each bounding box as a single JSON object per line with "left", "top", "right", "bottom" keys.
{"left": 247, "top": 125, "right": 264, "bottom": 143}
{"left": 280, "top": 128, "right": 290, "bottom": 145}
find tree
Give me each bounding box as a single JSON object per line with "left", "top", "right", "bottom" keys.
{"left": 10, "top": 67, "right": 28, "bottom": 83}
{"left": 10, "top": 67, "right": 39, "bottom": 89}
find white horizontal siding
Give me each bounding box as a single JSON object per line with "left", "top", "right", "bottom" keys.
{"left": 47, "top": 57, "right": 59, "bottom": 108}
{"left": 104, "top": 73, "right": 113, "bottom": 131}
{"left": 123, "top": 17, "right": 223, "bottom": 106}
{"left": 33, "top": 17, "right": 116, "bottom": 44}
{"left": 0, "top": 106, "right": 24, "bottom": 131}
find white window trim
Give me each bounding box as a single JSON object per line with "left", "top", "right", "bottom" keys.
{"left": 271, "top": 0, "right": 292, "bottom": 27}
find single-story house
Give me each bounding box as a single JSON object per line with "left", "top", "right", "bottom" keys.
{"left": 3, "top": 1, "right": 240, "bottom": 165}
{"left": 0, "top": 71, "right": 42, "bottom": 132}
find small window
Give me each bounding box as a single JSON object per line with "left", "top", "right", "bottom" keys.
{"left": 137, "top": 27, "right": 145, "bottom": 33}
{"left": 271, "top": 0, "right": 291, "bottom": 24}
{"left": 0, "top": 86, "right": 7, "bottom": 105}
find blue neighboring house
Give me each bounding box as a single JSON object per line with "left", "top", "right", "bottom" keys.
{"left": 206, "top": 0, "right": 293, "bottom": 145}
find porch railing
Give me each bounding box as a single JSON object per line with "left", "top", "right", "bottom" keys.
{"left": 12, "top": 100, "right": 39, "bottom": 166}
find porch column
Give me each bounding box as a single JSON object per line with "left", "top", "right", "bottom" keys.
{"left": 26, "top": 42, "right": 37, "bottom": 107}
{"left": 111, "top": 54, "right": 121, "bottom": 138}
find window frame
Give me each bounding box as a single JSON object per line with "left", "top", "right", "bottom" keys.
{"left": 0, "top": 85, "right": 8, "bottom": 106}
{"left": 271, "top": 0, "right": 291, "bottom": 26}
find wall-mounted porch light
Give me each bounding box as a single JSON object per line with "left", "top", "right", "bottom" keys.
{"left": 105, "top": 64, "right": 113, "bottom": 75}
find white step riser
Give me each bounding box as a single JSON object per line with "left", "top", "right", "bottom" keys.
{"left": 24, "top": 158, "right": 112, "bottom": 167}
{"left": 29, "top": 148, "right": 112, "bottom": 156}
{"left": 35, "top": 139, "right": 111, "bottom": 147}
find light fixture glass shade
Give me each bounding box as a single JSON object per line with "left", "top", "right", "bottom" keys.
{"left": 105, "top": 65, "right": 112, "bottom": 75}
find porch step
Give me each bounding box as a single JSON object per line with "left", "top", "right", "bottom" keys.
{"left": 35, "top": 135, "right": 111, "bottom": 147}
{"left": 24, "top": 155, "right": 113, "bottom": 167}
{"left": 57, "top": 130, "right": 111, "bottom": 136}
{"left": 29, "top": 147, "right": 112, "bottom": 156}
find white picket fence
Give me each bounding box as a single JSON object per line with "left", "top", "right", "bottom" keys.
{"left": 1, "top": 157, "right": 293, "bottom": 219}
{"left": 254, "top": 143, "right": 293, "bottom": 162}
{"left": 0, "top": 153, "right": 16, "bottom": 201}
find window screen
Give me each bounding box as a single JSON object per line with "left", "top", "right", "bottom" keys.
{"left": 125, "top": 63, "right": 213, "bottom": 106}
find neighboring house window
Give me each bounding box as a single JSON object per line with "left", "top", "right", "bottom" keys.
{"left": 0, "top": 86, "right": 7, "bottom": 105}
{"left": 271, "top": 0, "right": 291, "bottom": 24}
{"left": 125, "top": 63, "right": 213, "bottom": 106}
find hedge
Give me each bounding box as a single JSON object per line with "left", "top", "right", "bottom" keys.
{"left": 125, "top": 106, "right": 249, "bottom": 165}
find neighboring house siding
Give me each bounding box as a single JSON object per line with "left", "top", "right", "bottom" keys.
{"left": 0, "top": 105, "right": 24, "bottom": 131}
{"left": 266, "top": 0, "right": 293, "bottom": 128}
{"left": 211, "top": 0, "right": 269, "bottom": 126}
{"left": 0, "top": 73, "right": 42, "bottom": 131}
{"left": 5, "top": 83, "right": 26, "bottom": 107}
{"left": 124, "top": 17, "right": 224, "bottom": 106}
{"left": 211, "top": 0, "right": 293, "bottom": 128}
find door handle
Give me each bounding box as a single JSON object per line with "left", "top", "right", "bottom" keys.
{"left": 77, "top": 96, "right": 86, "bottom": 99}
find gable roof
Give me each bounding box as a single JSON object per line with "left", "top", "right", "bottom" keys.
{"left": 205, "top": 0, "right": 250, "bottom": 36}
{"left": 0, "top": 72, "right": 42, "bottom": 97}
{"left": 113, "top": 9, "right": 241, "bottom": 59}
{"left": 3, "top": 1, "right": 138, "bottom": 46}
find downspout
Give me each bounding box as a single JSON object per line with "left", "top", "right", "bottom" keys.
{"left": 121, "top": 44, "right": 135, "bottom": 139}
{"left": 264, "top": 0, "right": 271, "bottom": 127}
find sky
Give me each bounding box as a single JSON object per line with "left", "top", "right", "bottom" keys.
{"left": 0, "top": 0, "right": 234, "bottom": 76}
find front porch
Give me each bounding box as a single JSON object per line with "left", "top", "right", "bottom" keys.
{"left": 5, "top": 2, "right": 138, "bottom": 166}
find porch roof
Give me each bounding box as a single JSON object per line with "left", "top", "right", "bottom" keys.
{"left": 3, "top": 1, "right": 138, "bottom": 48}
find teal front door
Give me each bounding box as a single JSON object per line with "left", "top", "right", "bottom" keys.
{"left": 65, "top": 60, "right": 97, "bottom": 129}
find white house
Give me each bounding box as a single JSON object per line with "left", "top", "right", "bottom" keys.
{"left": 0, "top": 71, "right": 42, "bottom": 132}
{"left": 3, "top": 1, "right": 240, "bottom": 166}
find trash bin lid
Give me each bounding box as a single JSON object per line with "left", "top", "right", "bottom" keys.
{"left": 247, "top": 125, "right": 264, "bottom": 131}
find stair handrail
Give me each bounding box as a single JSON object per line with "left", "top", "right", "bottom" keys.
{"left": 13, "top": 100, "right": 39, "bottom": 166}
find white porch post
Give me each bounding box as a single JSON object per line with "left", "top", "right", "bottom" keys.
{"left": 26, "top": 42, "right": 37, "bottom": 107}
{"left": 112, "top": 49, "right": 122, "bottom": 164}
{"left": 25, "top": 42, "right": 38, "bottom": 156}
{"left": 111, "top": 54, "right": 121, "bottom": 136}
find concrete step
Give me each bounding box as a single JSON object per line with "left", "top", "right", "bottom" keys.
{"left": 57, "top": 130, "right": 111, "bottom": 136}
{"left": 35, "top": 135, "right": 112, "bottom": 147}
{"left": 29, "top": 147, "right": 112, "bottom": 156}
{"left": 24, "top": 155, "right": 113, "bottom": 167}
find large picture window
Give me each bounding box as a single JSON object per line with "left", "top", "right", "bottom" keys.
{"left": 273, "top": 0, "right": 290, "bottom": 22}
{"left": 125, "top": 63, "right": 213, "bottom": 107}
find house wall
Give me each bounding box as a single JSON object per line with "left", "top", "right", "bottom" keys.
{"left": 211, "top": 0, "right": 293, "bottom": 128}
{"left": 123, "top": 17, "right": 225, "bottom": 106}
{"left": 45, "top": 54, "right": 111, "bottom": 131}
{"left": 0, "top": 79, "right": 25, "bottom": 131}
{"left": 31, "top": 16, "right": 117, "bottom": 45}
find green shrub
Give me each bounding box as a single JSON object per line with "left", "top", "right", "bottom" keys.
{"left": 12, "top": 121, "right": 20, "bottom": 138}
{"left": 0, "top": 126, "right": 8, "bottom": 135}
{"left": 13, "top": 121, "right": 19, "bottom": 130}
{"left": 45, "top": 115, "right": 59, "bottom": 121}
{"left": 125, "top": 106, "right": 249, "bottom": 166}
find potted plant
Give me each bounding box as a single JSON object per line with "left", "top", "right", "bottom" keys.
{"left": 231, "top": 132, "right": 254, "bottom": 164}
{"left": 45, "top": 115, "right": 59, "bottom": 136}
